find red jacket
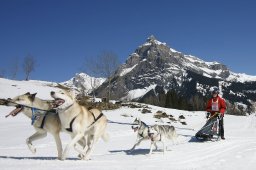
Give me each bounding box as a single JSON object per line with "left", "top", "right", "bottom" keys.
{"left": 206, "top": 95, "right": 226, "bottom": 117}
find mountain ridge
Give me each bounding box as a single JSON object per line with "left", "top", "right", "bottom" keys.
{"left": 94, "top": 35, "right": 256, "bottom": 115}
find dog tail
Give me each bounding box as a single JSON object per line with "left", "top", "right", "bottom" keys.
{"left": 174, "top": 129, "right": 178, "bottom": 138}
{"left": 170, "top": 128, "right": 179, "bottom": 144}
{"left": 101, "top": 131, "right": 110, "bottom": 142}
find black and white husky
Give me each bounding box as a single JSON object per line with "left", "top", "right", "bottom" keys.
{"left": 148, "top": 124, "right": 177, "bottom": 155}
{"left": 130, "top": 118, "right": 157, "bottom": 151}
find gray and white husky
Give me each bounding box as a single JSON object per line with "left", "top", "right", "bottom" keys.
{"left": 5, "top": 92, "right": 63, "bottom": 159}
{"left": 148, "top": 124, "right": 177, "bottom": 155}
{"left": 130, "top": 118, "right": 157, "bottom": 151}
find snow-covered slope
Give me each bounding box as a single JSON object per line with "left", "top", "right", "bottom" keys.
{"left": 1, "top": 78, "right": 256, "bottom": 170}
{"left": 183, "top": 54, "right": 256, "bottom": 82}
{"left": 0, "top": 78, "right": 59, "bottom": 99}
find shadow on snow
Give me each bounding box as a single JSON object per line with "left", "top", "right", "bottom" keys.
{"left": 109, "top": 148, "right": 150, "bottom": 155}
{"left": 0, "top": 155, "right": 79, "bottom": 160}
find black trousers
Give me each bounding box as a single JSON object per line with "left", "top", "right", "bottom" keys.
{"left": 219, "top": 117, "right": 224, "bottom": 137}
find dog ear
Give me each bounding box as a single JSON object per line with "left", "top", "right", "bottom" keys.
{"left": 25, "top": 92, "right": 31, "bottom": 95}
{"left": 56, "top": 83, "right": 70, "bottom": 91}
{"left": 29, "top": 93, "right": 37, "bottom": 101}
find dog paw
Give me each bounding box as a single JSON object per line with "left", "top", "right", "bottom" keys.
{"left": 147, "top": 154, "right": 152, "bottom": 157}
{"left": 78, "top": 154, "right": 85, "bottom": 159}
{"left": 27, "top": 145, "right": 36, "bottom": 154}
{"left": 82, "top": 157, "right": 91, "bottom": 161}
{"left": 32, "top": 148, "right": 36, "bottom": 154}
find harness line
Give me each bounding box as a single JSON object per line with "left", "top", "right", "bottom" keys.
{"left": 7, "top": 100, "right": 56, "bottom": 127}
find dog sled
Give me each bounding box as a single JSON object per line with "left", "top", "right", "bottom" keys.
{"left": 195, "top": 113, "right": 221, "bottom": 141}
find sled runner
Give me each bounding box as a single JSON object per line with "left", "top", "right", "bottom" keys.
{"left": 195, "top": 114, "right": 221, "bottom": 141}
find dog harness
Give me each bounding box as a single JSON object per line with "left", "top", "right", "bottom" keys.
{"left": 65, "top": 112, "right": 104, "bottom": 133}
{"left": 150, "top": 132, "right": 162, "bottom": 142}
{"left": 156, "top": 133, "right": 162, "bottom": 141}
{"left": 5, "top": 100, "right": 57, "bottom": 129}
{"left": 138, "top": 122, "right": 149, "bottom": 138}
{"left": 66, "top": 116, "right": 77, "bottom": 132}
{"left": 31, "top": 107, "right": 57, "bottom": 129}
{"left": 40, "top": 115, "right": 47, "bottom": 129}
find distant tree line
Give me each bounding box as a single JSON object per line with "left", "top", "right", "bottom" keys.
{"left": 0, "top": 54, "right": 36, "bottom": 80}
{"left": 165, "top": 89, "right": 207, "bottom": 111}
{"left": 138, "top": 87, "right": 252, "bottom": 115}
{"left": 138, "top": 88, "right": 207, "bottom": 111}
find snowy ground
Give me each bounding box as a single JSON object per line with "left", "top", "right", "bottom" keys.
{"left": 1, "top": 78, "right": 256, "bottom": 170}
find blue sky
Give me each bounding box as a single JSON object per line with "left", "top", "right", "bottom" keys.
{"left": 0, "top": 0, "right": 255, "bottom": 82}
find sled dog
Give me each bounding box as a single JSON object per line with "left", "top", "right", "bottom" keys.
{"left": 50, "top": 89, "right": 108, "bottom": 160}
{"left": 5, "top": 92, "right": 63, "bottom": 159}
{"left": 148, "top": 124, "right": 177, "bottom": 155}
{"left": 130, "top": 118, "right": 157, "bottom": 151}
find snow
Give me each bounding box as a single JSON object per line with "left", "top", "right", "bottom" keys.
{"left": 1, "top": 78, "right": 256, "bottom": 170}
{"left": 62, "top": 73, "right": 106, "bottom": 94}
{"left": 0, "top": 78, "right": 58, "bottom": 99}
{"left": 196, "top": 83, "right": 207, "bottom": 96}
{"left": 122, "top": 84, "right": 157, "bottom": 101}
{"left": 120, "top": 64, "right": 137, "bottom": 77}
{"left": 186, "top": 55, "right": 205, "bottom": 63}
{"left": 227, "top": 72, "right": 256, "bottom": 83}
{"left": 184, "top": 55, "right": 256, "bottom": 83}
{"left": 170, "top": 48, "right": 178, "bottom": 53}
{"left": 141, "top": 39, "right": 166, "bottom": 47}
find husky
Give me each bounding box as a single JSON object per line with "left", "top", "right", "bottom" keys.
{"left": 148, "top": 124, "right": 177, "bottom": 155}
{"left": 50, "top": 89, "right": 108, "bottom": 160}
{"left": 130, "top": 118, "right": 157, "bottom": 151}
{"left": 5, "top": 92, "right": 63, "bottom": 159}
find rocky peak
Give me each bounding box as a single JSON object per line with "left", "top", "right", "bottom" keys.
{"left": 94, "top": 36, "right": 256, "bottom": 115}
{"left": 126, "top": 53, "right": 140, "bottom": 67}
{"left": 147, "top": 35, "right": 157, "bottom": 43}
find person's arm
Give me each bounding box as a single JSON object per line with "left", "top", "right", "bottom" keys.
{"left": 219, "top": 98, "right": 226, "bottom": 116}
{"left": 206, "top": 99, "right": 212, "bottom": 112}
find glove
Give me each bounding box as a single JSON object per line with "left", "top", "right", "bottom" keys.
{"left": 206, "top": 112, "right": 210, "bottom": 119}
{"left": 217, "top": 112, "right": 223, "bottom": 119}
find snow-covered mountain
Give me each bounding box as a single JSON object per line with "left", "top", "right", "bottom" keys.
{"left": 95, "top": 35, "right": 256, "bottom": 114}
{"left": 62, "top": 73, "right": 106, "bottom": 95}
{"left": 117, "top": 35, "right": 256, "bottom": 84}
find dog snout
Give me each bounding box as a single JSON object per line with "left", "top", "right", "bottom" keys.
{"left": 50, "top": 91, "right": 55, "bottom": 96}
